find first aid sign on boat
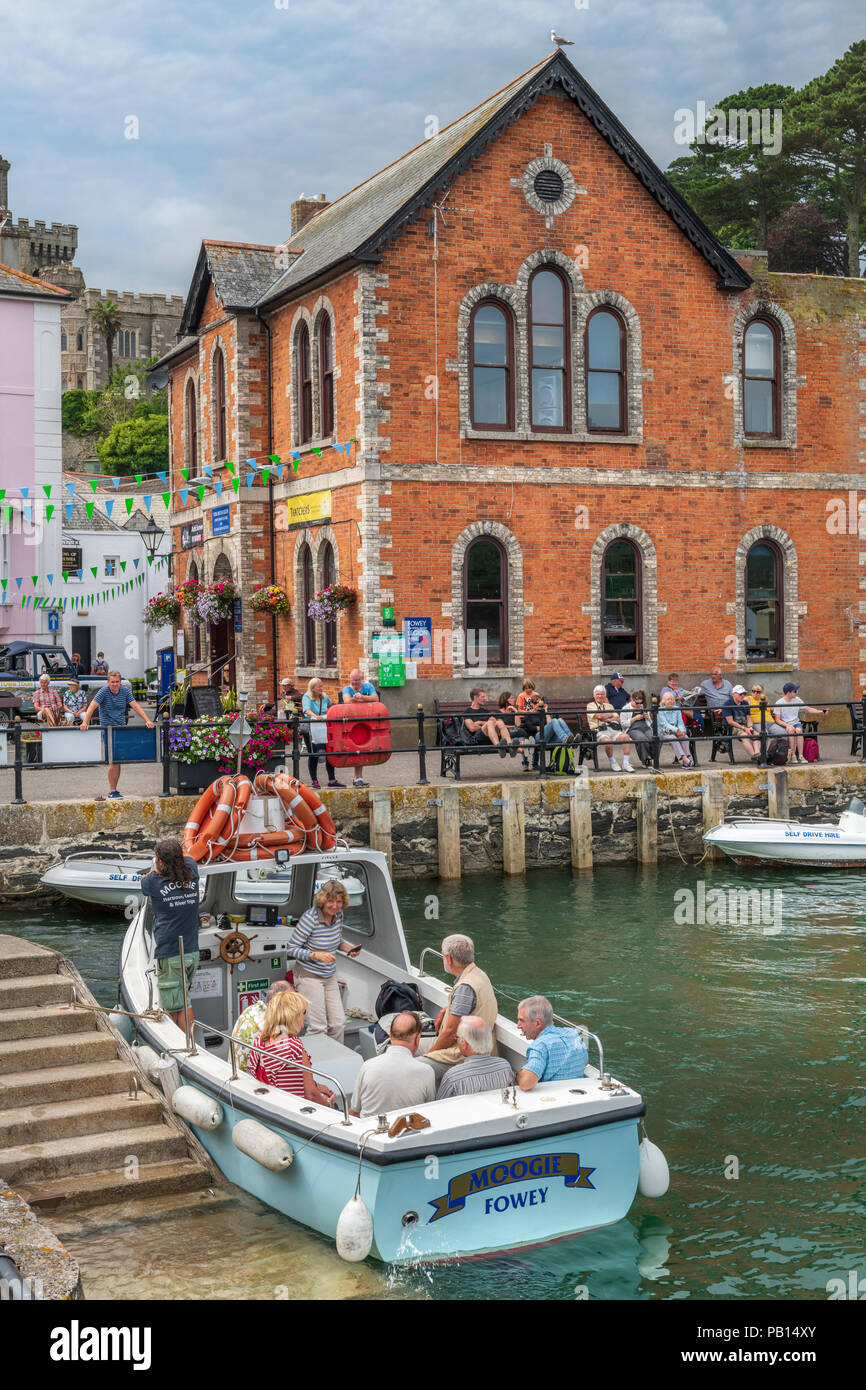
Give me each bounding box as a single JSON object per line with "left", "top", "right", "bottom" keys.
{"left": 428, "top": 1152, "right": 595, "bottom": 1221}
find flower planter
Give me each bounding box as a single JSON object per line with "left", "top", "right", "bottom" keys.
{"left": 168, "top": 755, "right": 285, "bottom": 795}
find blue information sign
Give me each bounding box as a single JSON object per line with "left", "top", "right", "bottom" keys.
{"left": 233, "top": 597, "right": 242, "bottom": 633}
{"left": 212, "top": 505, "right": 231, "bottom": 536}
{"left": 402, "top": 616, "right": 432, "bottom": 661}
{"left": 48, "top": 611, "right": 59, "bottom": 632}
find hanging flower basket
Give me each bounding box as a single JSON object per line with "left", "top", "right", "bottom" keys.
{"left": 250, "top": 584, "right": 291, "bottom": 617}
{"left": 193, "top": 580, "right": 239, "bottom": 626}
{"left": 174, "top": 579, "right": 203, "bottom": 610}
{"left": 307, "top": 584, "right": 357, "bottom": 623}
{"left": 167, "top": 713, "right": 288, "bottom": 787}
{"left": 143, "top": 591, "right": 182, "bottom": 630}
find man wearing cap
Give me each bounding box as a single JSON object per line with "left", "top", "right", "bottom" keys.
{"left": 280, "top": 677, "right": 304, "bottom": 718}
{"left": 62, "top": 680, "right": 88, "bottom": 725}
{"left": 772, "top": 683, "right": 827, "bottom": 763}
{"left": 722, "top": 685, "right": 761, "bottom": 760}
{"left": 604, "top": 673, "right": 631, "bottom": 710}
{"left": 33, "top": 673, "right": 63, "bottom": 727}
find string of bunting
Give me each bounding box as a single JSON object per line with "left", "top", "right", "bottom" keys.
{"left": 0, "top": 556, "right": 168, "bottom": 605}
{"left": 0, "top": 438, "right": 360, "bottom": 520}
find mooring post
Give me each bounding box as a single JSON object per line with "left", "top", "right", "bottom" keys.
{"left": 368, "top": 788, "right": 392, "bottom": 872}
{"left": 501, "top": 782, "right": 526, "bottom": 875}
{"left": 436, "top": 784, "right": 461, "bottom": 880}
{"left": 767, "top": 767, "right": 789, "bottom": 821}
{"left": 701, "top": 770, "right": 725, "bottom": 860}
{"left": 416, "top": 704, "right": 428, "bottom": 786}
{"left": 11, "top": 721, "right": 25, "bottom": 805}
{"left": 570, "top": 780, "right": 593, "bottom": 871}
{"left": 637, "top": 776, "right": 658, "bottom": 864}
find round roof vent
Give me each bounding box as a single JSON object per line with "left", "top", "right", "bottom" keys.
{"left": 533, "top": 169, "right": 565, "bottom": 203}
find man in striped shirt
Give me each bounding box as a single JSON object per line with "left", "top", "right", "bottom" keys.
{"left": 287, "top": 880, "right": 361, "bottom": 1044}
{"left": 436, "top": 1017, "right": 514, "bottom": 1101}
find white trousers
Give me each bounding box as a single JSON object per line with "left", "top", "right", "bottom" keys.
{"left": 294, "top": 968, "right": 345, "bottom": 1044}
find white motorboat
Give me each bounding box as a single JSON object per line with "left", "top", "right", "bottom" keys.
{"left": 118, "top": 838, "right": 666, "bottom": 1263}
{"left": 40, "top": 850, "right": 365, "bottom": 911}
{"left": 703, "top": 795, "right": 866, "bottom": 867}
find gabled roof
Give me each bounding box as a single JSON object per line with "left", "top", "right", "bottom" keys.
{"left": 258, "top": 49, "right": 750, "bottom": 304}
{"left": 179, "top": 240, "right": 278, "bottom": 337}
{"left": 0, "top": 261, "right": 72, "bottom": 300}
{"left": 61, "top": 496, "right": 121, "bottom": 533}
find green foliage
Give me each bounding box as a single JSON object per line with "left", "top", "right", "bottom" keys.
{"left": 767, "top": 201, "right": 847, "bottom": 274}
{"left": 95, "top": 414, "right": 169, "bottom": 476}
{"left": 62, "top": 355, "right": 168, "bottom": 455}
{"left": 61, "top": 388, "right": 101, "bottom": 437}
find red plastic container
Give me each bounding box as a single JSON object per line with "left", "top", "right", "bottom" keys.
{"left": 325, "top": 699, "right": 392, "bottom": 768}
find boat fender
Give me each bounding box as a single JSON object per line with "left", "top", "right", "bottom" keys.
{"left": 108, "top": 1011, "right": 135, "bottom": 1044}
{"left": 336, "top": 1195, "right": 374, "bottom": 1262}
{"left": 638, "top": 1135, "right": 670, "bottom": 1198}
{"left": 232, "top": 1118, "right": 294, "bottom": 1171}
{"left": 153, "top": 1056, "right": 181, "bottom": 1100}
{"left": 131, "top": 1044, "right": 162, "bottom": 1083}
{"left": 172, "top": 1085, "right": 223, "bottom": 1130}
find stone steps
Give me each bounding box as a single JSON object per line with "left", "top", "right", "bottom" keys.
{"left": 0, "top": 974, "right": 74, "bottom": 1010}
{"left": 0, "top": 937, "right": 59, "bottom": 980}
{"left": 0, "top": 1030, "right": 117, "bottom": 1075}
{"left": 1, "top": 1124, "right": 189, "bottom": 1183}
{"left": 0, "top": 1004, "right": 94, "bottom": 1043}
{"left": 16, "top": 1159, "right": 213, "bottom": 1216}
{"left": 50, "top": 1187, "right": 238, "bottom": 1241}
{"left": 0, "top": 1059, "right": 135, "bottom": 1110}
{"left": 0, "top": 1092, "right": 163, "bottom": 1147}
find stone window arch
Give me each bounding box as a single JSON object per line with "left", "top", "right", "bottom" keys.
{"left": 184, "top": 374, "right": 199, "bottom": 474}
{"left": 573, "top": 290, "right": 643, "bottom": 441}
{"left": 731, "top": 301, "right": 799, "bottom": 448}
{"left": 290, "top": 307, "right": 315, "bottom": 448}
{"left": 315, "top": 527, "right": 340, "bottom": 669}
{"left": 583, "top": 523, "right": 660, "bottom": 676}
{"left": 732, "top": 525, "right": 802, "bottom": 664}
{"left": 210, "top": 340, "right": 228, "bottom": 463}
{"left": 213, "top": 552, "right": 233, "bottom": 583}
{"left": 312, "top": 296, "right": 337, "bottom": 441}
{"left": 451, "top": 521, "right": 524, "bottom": 677}
{"left": 293, "top": 529, "right": 323, "bottom": 672}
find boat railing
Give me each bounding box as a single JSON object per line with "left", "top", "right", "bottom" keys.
{"left": 416, "top": 947, "right": 604, "bottom": 1079}
{"left": 187, "top": 1020, "right": 353, "bottom": 1126}
{"left": 59, "top": 849, "right": 148, "bottom": 866}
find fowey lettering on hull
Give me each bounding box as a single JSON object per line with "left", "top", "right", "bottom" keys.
{"left": 428, "top": 1153, "right": 595, "bottom": 1222}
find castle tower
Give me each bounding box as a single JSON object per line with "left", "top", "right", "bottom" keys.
{"left": 0, "top": 156, "right": 9, "bottom": 210}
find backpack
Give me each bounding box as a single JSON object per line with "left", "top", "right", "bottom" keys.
{"left": 767, "top": 737, "right": 788, "bottom": 766}
{"left": 373, "top": 979, "right": 424, "bottom": 1044}
{"left": 802, "top": 735, "right": 820, "bottom": 763}
{"left": 440, "top": 715, "right": 464, "bottom": 747}
{"left": 548, "top": 744, "right": 575, "bottom": 776}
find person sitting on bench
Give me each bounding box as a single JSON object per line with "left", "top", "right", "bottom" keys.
{"left": 462, "top": 687, "right": 518, "bottom": 758}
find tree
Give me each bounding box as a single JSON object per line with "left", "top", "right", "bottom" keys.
{"left": 61, "top": 388, "right": 101, "bottom": 436}
{"left": 767, "top": 201, "right": 847, "bottom": 274}
{"left": 90, "top": 299, "right": 122, "bottom": 376}
{"left": 786, "top": 41, "right": 866, "bottom": 275}
{"left": 95, "top": 414, "right": 168, "bottom": 476}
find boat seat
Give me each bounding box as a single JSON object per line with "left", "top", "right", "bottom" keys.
{"left": 356, "top": 1024, "right": 378, "bottom": 1061}
{"left": 302, "top": 1031, "right": 364, "bottom": 1096}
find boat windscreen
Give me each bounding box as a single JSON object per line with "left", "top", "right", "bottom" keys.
{"left": 848, "top": 796, "right": 866, "bottom": 818}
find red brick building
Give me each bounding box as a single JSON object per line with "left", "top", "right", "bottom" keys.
{"left": 155, "top": 50, "right": 866, "bottom": 714}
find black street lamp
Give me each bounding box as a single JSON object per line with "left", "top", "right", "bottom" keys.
{"left": 140, "top": 516, "right": 172, "bottom": 578}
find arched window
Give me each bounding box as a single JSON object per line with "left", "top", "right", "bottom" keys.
{"left": 319, "top": 318, "right": 334, "bottom": 438}
{"left": 745, "top": 542, "right": 782, "bottom": 659}
{"left": 214, "top": 346, "right": 227, "bottom": 461}
{"left": 76, "top": 332, "right": 83, "bottom": 352}
{"left": 464, "top": 538, "right": 507, "bottom": 667}
{"left": 185, "top": 379, "right": 198, "bottom": 473}
{"left": 602, "top": 539, "right": 641, "bottom": 663}
{"left": 300, "top": 543, "right": 316, "bottom": 664}
{"left": 529, "top": 268, "right": 568, "bottom": 431}
{"left": 586, "top": 308, "right": 626, "bottom": 432}
{"left": 299, "top": 325, "right": 313, "bottom": 444}
{"left": 322, "top": 541, "right": 337, "bottom": 667}
{"left": 61, "top": 332, "right": 67, "bottom": 351}
{"left": 743, "top": 318, "right": 780, "bottom": 438}
{"left": 470, "top": 301, "right": 513, "bottom": 429}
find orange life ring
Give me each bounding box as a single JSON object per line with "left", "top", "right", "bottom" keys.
{"left": 182, "top": 778, "right": 234, "bottom": 862}
{"left": 295, "top": 781, "right": 337, "bottom": 852}
{"left": 213, "top": 775, "right": 252, "bottom": 858}
{"left": 258, "top": 772, "right": 319, "bottom": 846}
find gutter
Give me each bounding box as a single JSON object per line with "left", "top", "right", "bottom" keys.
{"left": 254, "top": 307, "right": 278, "bottom": 703}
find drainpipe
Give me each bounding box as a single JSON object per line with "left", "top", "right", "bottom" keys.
{"left": 255, "top": 308, "right": 278, "bottom": 703}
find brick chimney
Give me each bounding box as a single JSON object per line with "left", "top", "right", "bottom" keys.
{"left": 291, "top": 193, "right": 329, "bottom": 236}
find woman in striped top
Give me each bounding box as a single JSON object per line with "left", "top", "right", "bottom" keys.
{"left": 254, "top": 989, "right": 335, "bottom": 1105}
{"left": 287, "top": 880, "right": 361, "bottom": 1045}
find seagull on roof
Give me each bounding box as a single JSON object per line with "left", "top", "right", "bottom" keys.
{"left": 551, "top": 30, "right": 574, "bottom": 45}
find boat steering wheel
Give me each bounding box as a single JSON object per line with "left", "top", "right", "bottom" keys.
{"left": 217, "top": 929, "right": 256, "bottom": 971}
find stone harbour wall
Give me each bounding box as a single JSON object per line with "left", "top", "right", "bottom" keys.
{"left": 3, "top": 764, "right": 866, "bottom": 903}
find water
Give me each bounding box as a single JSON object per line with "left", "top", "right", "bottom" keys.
{"left": 3, "top": 859, "right": 864, "bottom": 1301}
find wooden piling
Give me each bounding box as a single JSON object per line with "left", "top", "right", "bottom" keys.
{"left": 701, "top": 770, "right": 726, "bottom": 860}
{"left": 368, "top": 788, "right": 392, "bottom": 872}
{"left": 570, "top": 781, "right": 593, "bottom": 871}
{"left": 436, "top": 785, "right": 461, "bottom": 881}
{"left": 637, "top": 777, "right": 658, "bottom": 864}
{"left": 767, "top": 768, "right": 789, "bottom": 821}
{"left": 500, "top": 783, "right": 526, "bottom": 876}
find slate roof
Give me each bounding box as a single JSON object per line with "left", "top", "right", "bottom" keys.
{"left": 178, "top": 240, "right": 278, "bottom": 337}
{"left": 258, "top": 49, "right": 751, "bottom": 303}
{"left": 61, "top": 496, "right": 121, "bottom": 533}
{"left": 0, "top": 261, "right": 72, "bottom": 299}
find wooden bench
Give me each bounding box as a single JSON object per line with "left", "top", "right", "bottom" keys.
{"left": 433, "top": 698, "right": 597, "bottom": 780}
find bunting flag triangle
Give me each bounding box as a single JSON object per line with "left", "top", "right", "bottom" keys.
{"left": 46, "top": 574, "right": 53, "bottom": 585}
{"left": 245, "top": 474, "right": 255, "bottom": 488}
{"left": 0, "top": 489, "right": 5, "bottom": 501}
{"left": 311, "top": 447, "right": 322, "bottom": 458}
{"left": 76, "top": 569, "right": 83, "bottom": 580}
{"left": 62, "top": 572, "right": 68, "bottom": 583}
{"left": 162, "top": 492, "right": 171, "bottom": 509}
{"left": 90, "top": 566, "right": 98, "bottom": 578}
{"left": 134, "top": 474, "right": 143, "bottom": 486}
{"left": 232, "top": 478, "right": 240, "bottom": 494}
{"left": 143, "top": 495, "right": 152, "bottom": 512}
{"left": 133, "top": 558, "right": 140, "bottom": 569}
{"left": 120, "top": 561, "right": 127, "bottom": 573}
{"left": 268, "top": 455, "right": 280, "bottom": 466}
{"left": 105, "top": 499, "right": 114, "bottom": 518}
{"left": 290, "top": 451, "right": 300, "bottom": 462}
{"left": 146, "top": 555, "right": 153, "bottom": 566}
{"left": 214, "top": 479, "right": 223, "bottom": 498}
{"left": 85, "top": 502, "right": 95, "bottom": 519}
{"left": 21, "top": 487, "right": 29, "bottom": 500}
{"left": 46, "top": 505, "right": 54, "bottom": 522}
{"left": 179, "top": 489, "right": 188, "bottom": 506}
{"left": 225, "top": 461, "right": 236, "bottom": 476}
{"left": 203, "top": 464, "right": 213, "bottom": 478}
{"left": 274, "top": 465, "right": 284, "bottom": 482}
{"left": 31, "top": 576, "right": 38, "bottom": 587}
{"left": 23, "top": 504, "right": 32, "bottom": 523}
{"left": 246, "top": 458, "right": 257, "bottom": 470}
{"left": 112, "top": 476, "right": 120, "bottom": 489}
{"left": 292, "top": 460, "right": 299, "bottom": 475}
{"left": 4, "top": 506, "right": 12, "bottom": 525}
{"left": 65, "top": 482, "right": 76, "bottom": 497}
{"left": 89, "top": 480, "right": 98, "bottom": 493}
{"left": 42, "top": 484, "right": 52, "bottom": 498}
{"left": 180, "top": 468, "right": 189, "bottom": 482}
{"left": 64, "top": 504, "right": 74, "bottom": 522}
{"left": 261, "top": 469, "right": 270, "bottom": 484}
{"left": 156, "top": 471, "right": 166, "bottom": 485}
{"left": 14, "top": 577, "right": 22, "bottom": 590}
{"left": 197, "top": 486, "right": 205, "bottom": 502}
{"left": 125, "top": 498, "right": 134, "bottom": 514}
{"left": 1, "top": 579, "right": 6, "bottom": 591}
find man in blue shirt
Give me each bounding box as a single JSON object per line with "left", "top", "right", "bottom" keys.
{"left": 340, "top": 667, "right": 379, "bottom": 788}
{"left": 80, "top": 670, "right": 154, "bottom": 799}
{"left": 604, "top": 673, "right": 630, "bottom": 710}
{"left": 516, "top": 995, "right": 587, "bottom": 1091}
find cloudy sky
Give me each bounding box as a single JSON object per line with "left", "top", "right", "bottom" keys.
{"left": 1, "top": 0, "right": 862, "bottom": 296}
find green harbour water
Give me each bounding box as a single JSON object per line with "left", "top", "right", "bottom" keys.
{"left": 3, "top": 859, "right": 864, "bottom": 1302}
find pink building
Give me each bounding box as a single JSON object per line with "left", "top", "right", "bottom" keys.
{"left": 0, "top": 263, "right": 68, "bottom": 644}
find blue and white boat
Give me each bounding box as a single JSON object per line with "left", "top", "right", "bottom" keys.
{"left": 120, "top": 840, "right": 662, "bottom": 1263}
